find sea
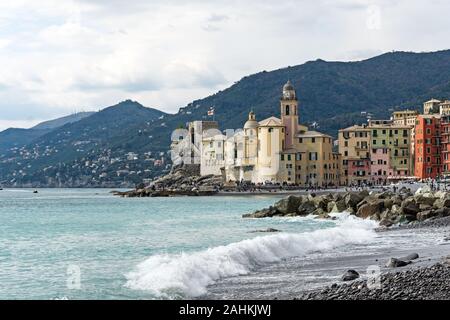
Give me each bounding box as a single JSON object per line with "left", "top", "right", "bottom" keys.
{"left": 0, "top": 188, "right": 445, "bottom": 300}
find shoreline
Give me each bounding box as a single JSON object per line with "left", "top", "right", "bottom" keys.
{"left": 291, "top": 222, "right": 450, "bottom": 300}
{"left": 203, "top": 216, "right": 450, "bottom": 300}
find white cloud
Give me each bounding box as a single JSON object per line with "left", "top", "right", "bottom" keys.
{"left": 0, "top": 0, "right": 450, "bottom": 131}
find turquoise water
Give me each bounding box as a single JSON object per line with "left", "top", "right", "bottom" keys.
{"left": 0, "top": 188, "right": 341, "bottom": 300}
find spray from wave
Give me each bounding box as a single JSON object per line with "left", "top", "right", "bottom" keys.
{"left": 125, "top": 213, "right": 378, "bottom": 298}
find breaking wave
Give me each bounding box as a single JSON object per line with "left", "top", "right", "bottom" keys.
{"left": 125, "top": 213, "right": 377, "bottom": 298}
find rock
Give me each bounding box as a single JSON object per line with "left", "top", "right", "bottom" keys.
{"left": 419, "top": 203, "right": 433, "bottom": 211}
{"left": 341, "top": 270, "right": 360, "bottom": 281}
{"left": 243, "top": 207, "right": 279, "bottom": 218}
{"left": 327, "top": 201, "right": 336, "bottom": 213}
{"left": 274, "top": 196, "right": 303, "bottom": 214}
{"left": 330, "top": 199, "right": 347, "bottom": 213}
{"left": 312, "top": 195, "right": 330, "bottom": 211}
{"left": 249, "top": 228, "right": 281, "bottom": 233}
{"left": 356, "top": 200, "right": 384, "bottom": 219}
{"left": 386, "top": 257, "right": 411, "bottom": 268}
{"left": 344, "top": 192, "right": 366, "bottom": 210}
{"left": 401, "top": 198, "right": 419, "bottom": 217}
{"left": 417, "top": 210, "right": 436, "bottom": 221}
{"left": 414, "top": 194, "right": 437, "bottom": 206}
{"left": 383, "top": 199, "right": 394, "bottom": 209}
{"left": 297, "top": 200, "right": 317, "bottom": 215}
{"left": 379, "top": 219, "right": 393, "bottom": 227}
{"left": 313, "top": 210, "right": 331, "bottom": 219}
{"left": 401, "top": 253, "right": 419, "bottom": 261}
{"left": 391, "top": 195, "right": 403, "bottom": 206}
{"left": 433, "top": 198, "right": 450, "bottom": 209}
{"left": 434, "top": 207, "right": 450, "bottom": 218}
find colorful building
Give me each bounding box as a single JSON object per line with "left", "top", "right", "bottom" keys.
{"left": 370, "top": 148, "right": 393, "bottom": 185}
{"left": 370, "top": 124, "right": 412, "bottom": 178}
{"left": 441, "top": 114, "right": 450, "bottom": 176}
{"left": 338, "top": 125, "right": 371, "bottom": 186}
{"left": 414, "top": 115, "right": 441, "bottom": 179}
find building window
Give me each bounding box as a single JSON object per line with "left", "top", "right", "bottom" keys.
{"left": 312, "top": 138, "right": 316, "bottom": 143}
{"left": 296, "top": 153, "right": 302, "bottom": 161}
{"left": 281, "top": 154, "right": 284, "bottom": 161}
{"left": 299, "top": 138, "right": 303, "bottom": 143}
{"left": 268, "top": 128, "right": 273, "bottom": 133}
{"left": 309, "top": 152, "right": 318, "bottom": 161}
{"left": 287, "top": 154, "right": 291, "bottom": 161}
{"left": 286, "top": 105, "right": 290, "bottom": 115}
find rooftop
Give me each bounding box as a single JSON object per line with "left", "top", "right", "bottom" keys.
{"left": 297, "top": 130, "right": 331, "bottom": 138}
{"left": 258, "top": 116, "right": 283, "bottom": 127}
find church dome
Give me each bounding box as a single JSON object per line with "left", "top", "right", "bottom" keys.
{"left": 283, "top": 80, "right": 294, "bottom": 91}
{"left": 244, "top": 111, "right": 258, "bottom": 129}
{"left": 282, "top": 80, "right": 296, "bottom": 100}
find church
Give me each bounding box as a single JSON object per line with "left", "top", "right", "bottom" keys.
{"left": 217, "top": 81, "right": 342, "bottom": 186}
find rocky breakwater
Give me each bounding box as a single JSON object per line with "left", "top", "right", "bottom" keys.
{"left": 242, "top": 186, "right": 450, "bottom": 226}
{"left": 113, "top": 164, "right": 223, "bottom": 197}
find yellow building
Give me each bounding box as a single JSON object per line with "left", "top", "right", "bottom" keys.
{"left": 370, "top": 124, "right": 412, "bottom": 177}
{"left": 392, "top": 110, "right": 418, "bottom": 126}
{"left": 338, "top": 125, "right": 371, "bottom": 186}
{"left": 284, "top": 130, "right": 340, "bottom": 187}
{"left": 424, "top": 99, "right": 441, "bottom": 115}
{"left": 440, "top": 100, "right": 450, "bottom": 115}
{"left": 391, "top": 109, "right": 418, "bottom": 172}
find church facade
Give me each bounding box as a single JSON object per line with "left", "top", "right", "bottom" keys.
{"left": 220, "top": 81, "right": 342, "bottom": 186}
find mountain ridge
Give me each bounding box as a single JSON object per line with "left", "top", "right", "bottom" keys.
{"left": 2, "top": 49, "right": 450, "bottom": 187}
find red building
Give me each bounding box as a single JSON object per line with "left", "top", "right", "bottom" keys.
{"left": 414, "top": 115, "right": 441, "bottom": 179}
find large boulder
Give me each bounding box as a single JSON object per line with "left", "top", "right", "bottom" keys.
{"left": 433, "top": 197, "right": 450, "bottom": 209}
{"left": 341, "top": 270, "right": 360, "bottom": 281}
{"left": 312, "top": 195, "right": 330, "bottom": 211}
{"left": 401, "top": 198, "right": 420, "bottom": 216}
{"left": 414, "top": 194, "right": 437, "bottom": 206}
{"left": 383, "top": 199, "right": 394, "bottom": 210}
{"left": 344, "top": 192, "right": 368, "bottom": 211}
{"left": 243, "top": 206, "right": 279, "bottom": 218}
{"left": 385, "top": 258, "right": 411, "bottom": 268}
{"left": 356, "top": 200, "right": 384, "bottom": 219}
{"left": 327, "top": 199, "right": 347, "bottom": 213}
{"left": 297, "top": 200, "right": 317, "bottom": 215}
{"left": 391, "top": 195, "right": 404, "bottom": 206}
{"left": 379, "top": 219, "right": 393, "bottom": 227}
{"left": 417, "top": 210, "right": 436, "bottom": 221}
{"left": 434, "top": 207, "right": 450, "bottom": 218}
{"left": 400, "top": 253, "right": 419, "bottom": 261}
{"left": 274, "top": 196, "right": 303, "bottom": 214}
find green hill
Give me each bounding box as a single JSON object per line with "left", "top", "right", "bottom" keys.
{"left": 2, "top": 49, "right": 450, "bottom": 187}
{"left": 0, "top": 100, "right": 167, "bottom": 187}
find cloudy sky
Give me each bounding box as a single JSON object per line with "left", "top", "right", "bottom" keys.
{"left": 0, "top": 0, "right": 449, "bottom": 131}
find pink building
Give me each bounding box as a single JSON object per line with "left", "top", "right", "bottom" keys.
{"left": 347, "top": 159, "right": 371, "bottom": 186}
{"left": 370, "top": 148, "right": 393, "bottom": 185}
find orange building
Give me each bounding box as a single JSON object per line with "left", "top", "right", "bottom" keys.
{"left": 414, "top": 115, "right": 441, "bottom": 179}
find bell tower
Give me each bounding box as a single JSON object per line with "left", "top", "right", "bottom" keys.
{"left": 280, "top": 80, "right": 299, "bottom": 149}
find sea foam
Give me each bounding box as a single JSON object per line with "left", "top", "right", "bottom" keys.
{"left": 125, "top": 213, "right": 377, "bottom": 298}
